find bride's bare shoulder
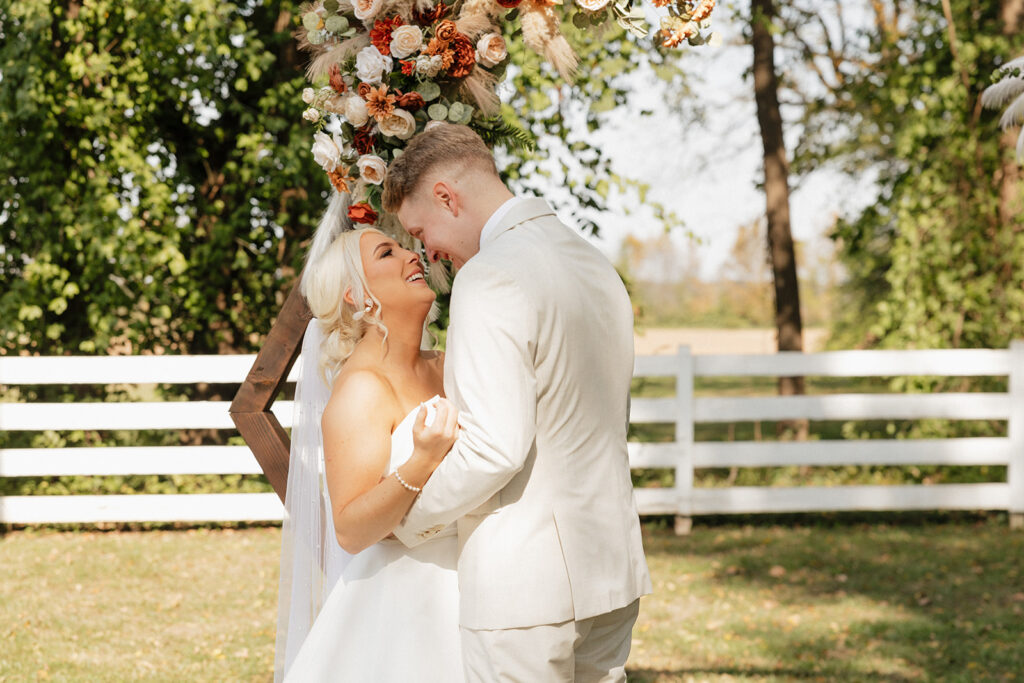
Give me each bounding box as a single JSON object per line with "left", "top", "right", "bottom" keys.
{"left": 322, "top": 367, "right": 397, "bottom": 431}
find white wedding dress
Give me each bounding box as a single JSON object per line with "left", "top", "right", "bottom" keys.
{"left": 283, "top": 398, "right": 464, "bottom": 682}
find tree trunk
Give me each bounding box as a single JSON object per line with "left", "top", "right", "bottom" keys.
{"left": 751, "top": 0, "right": 807, "bottom": 441}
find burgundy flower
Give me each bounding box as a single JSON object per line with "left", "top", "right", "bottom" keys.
{"left": 413, "top": 2, "right": 449, "bottom": 26}
{"left": 353, "top": 125, "right": 377, "bottom": 156}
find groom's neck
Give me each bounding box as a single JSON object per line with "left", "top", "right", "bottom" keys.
{"left": 463, "top": 183, "right": 514, "bottom": 245}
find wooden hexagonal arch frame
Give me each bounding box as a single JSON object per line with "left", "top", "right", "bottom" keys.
{"left": 229, "top": 276, "right": 312, "bottom": 503}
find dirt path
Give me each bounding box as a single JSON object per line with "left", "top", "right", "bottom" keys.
{"left": 634, "top": 327, "right": 828, "bottom": 355}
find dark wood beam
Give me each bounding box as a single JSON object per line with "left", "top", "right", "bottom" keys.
{"left": 230, "top": 274, "right": 313, "bottom": 502}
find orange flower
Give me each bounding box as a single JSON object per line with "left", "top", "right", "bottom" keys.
{"left": 370, "top": 15, "right": 404, "bottom": 55}
{"left": 690, "top": 0, "right": 716, "bottom": 23}
{"left": 659, "top": 17, "right": 698, "bottom": 48}
{"left": 435, "top": 20, "right": 457, "bottom": 43}
{"left": 348, "top": 202, "right": 379, "bottom": 224}
{"left": 396, "top": 91, "right": 426, "bottom": 111}
{"left": 425, "top": 36, "right": 447, "bottom": 56}
{"left": 357, "top": 82, "right": 374, "bottom": 98}
{"left": 439, "top": 49, "right": 455, "bottom": 71}
{"left": 400, "top": 59, "right": 416, "bottom": 76}
{"left": 327, "top": 167, "right": 352, "bottom": 194}
{"left": 448, "top": 33, "right": 476, "bottom": 79}
{"left": 329, "top": 64, "right": 347, "bottom": 95}
{"left": 364, "top": 84, "right": 397, "bottom": 121}
{"left": 650, "top": 0, "right": 671, "bottom": 6}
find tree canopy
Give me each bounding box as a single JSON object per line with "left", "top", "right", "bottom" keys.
{"left": 0, "top": 0, "right": 685, "bottom": 357}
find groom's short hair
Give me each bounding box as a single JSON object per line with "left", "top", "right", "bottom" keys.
{"left": 382, "top": 123, "right": 498, "bottom": 213}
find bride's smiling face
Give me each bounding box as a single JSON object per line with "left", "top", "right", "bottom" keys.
{"left": 357, "top": 231, "right": 434, "bottom": 313}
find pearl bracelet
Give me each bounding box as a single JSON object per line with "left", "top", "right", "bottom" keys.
{"left": 393, "top": 468, "right": 422, "bottom": 494}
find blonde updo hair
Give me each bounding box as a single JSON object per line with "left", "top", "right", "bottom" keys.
{"left": 301, "top": 227, "right": 389, "bottom": 385}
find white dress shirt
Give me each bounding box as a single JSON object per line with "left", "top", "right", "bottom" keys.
{"left": 478, "top": 196, "right": 531, "bottom": 252}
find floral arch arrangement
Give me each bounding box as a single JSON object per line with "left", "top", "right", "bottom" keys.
{"left": 296, "top": 0, "right": 718, "bottom": 229}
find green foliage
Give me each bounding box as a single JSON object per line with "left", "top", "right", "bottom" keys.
{"left": 0, "top": 0, "right": 328, "bottom": 357}
{"left": 471, "top": 114, "right": 536, "bottom": 153}
{"left": 789, "top": 1, "right": 1024, "bottom": 353}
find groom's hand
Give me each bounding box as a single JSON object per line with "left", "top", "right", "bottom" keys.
{"left": 412, "top": 398, "right": 459, "bottom": 467}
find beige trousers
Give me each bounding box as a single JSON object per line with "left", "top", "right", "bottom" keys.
{"left": 460, "top": 599, "right": 641, "bottom": 683}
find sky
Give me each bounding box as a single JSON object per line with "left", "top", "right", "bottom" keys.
{"left": 571, "top": 3, "right": 880, "bottom": 281}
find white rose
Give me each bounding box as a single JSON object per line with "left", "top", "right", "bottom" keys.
{"left": 574, "top": 0, "right": 612, "bottom": 11}
{"left": 302, "top": 87, "right": 316, "bottom": 104}
{"left": 355, "top": 45, "right": 393, "bottom": 85}
{"left": 378, "top": 108, "right": 417, "bottom": 140}
{"left": 302, "top": 107, "right": 321, "bottom": 122}
{"left": 475, "top": 33, "right": 507, "bottom": 68}
{"left": 415, "top": 54, "right": 443, "bottom": 78}
{"left": 356, "top": 154, "right": 388, "bottom": 185}
{"left": 323, "top": 93, "right": 347, "bottom": 115}
{"left": 390, "top": 25, "right": 424, "bottom": 59}
{"left": 352, "top": 0, "right": 383, "bottom": 22}
{"left": 344, "top": 96, "right": 369, "bottom": 127}
{"left": 311, "top": 131, "right": 343, "bottom": 172}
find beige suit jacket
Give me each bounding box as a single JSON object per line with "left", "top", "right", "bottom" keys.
{"left": 394, "top": 198, "right": 652, "bottom": 630}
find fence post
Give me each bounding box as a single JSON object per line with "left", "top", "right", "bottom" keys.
{"left": 1010, "top": 341, "right": 1024, "bottom": 530}
{"left": 674, "top": 345, "right": 695, "bottom": 535}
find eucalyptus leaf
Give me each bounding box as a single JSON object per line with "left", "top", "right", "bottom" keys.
{"left": 302, "top": 11, "right": 320, "bottom": 31}
{"left": 324, "top": 15, "right": 347, "bottom": 33}
{"left": 448, "top": 101, "right": 466, "bottom": 121}
{"left": 428, "top": 103, "right": 449, "bottom": 120}
{"left": 416, "top": 81, "right": 442, "bottom": 101}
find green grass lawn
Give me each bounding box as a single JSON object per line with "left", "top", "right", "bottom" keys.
{"left": 2, "top": 519, "right": 1022, "bottom": 682}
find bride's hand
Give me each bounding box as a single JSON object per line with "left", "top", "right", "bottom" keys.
{"left": 412, "top": 398, "right": 459, "bottom": 465}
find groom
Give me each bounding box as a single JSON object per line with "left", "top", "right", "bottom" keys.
{"left": 383, "top": 124, "right": 651, "bottom": 682}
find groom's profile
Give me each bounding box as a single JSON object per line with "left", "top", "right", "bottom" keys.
{"left": 383, "top": 123, "right": 651, "bottom": 682}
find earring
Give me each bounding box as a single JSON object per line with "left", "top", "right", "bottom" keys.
{"left": 352, "top": 299, "right": 373, "bottom": 321}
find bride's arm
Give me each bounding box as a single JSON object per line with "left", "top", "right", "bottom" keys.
{"left": 322, "top": 371, "right": 455, "bottom": 554}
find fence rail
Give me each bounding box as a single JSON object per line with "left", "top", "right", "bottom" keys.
{"left": 2, "top": 343, "right": 1022, "bottom": 527}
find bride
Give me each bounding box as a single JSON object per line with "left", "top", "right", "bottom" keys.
{"left": 275, "top": 213, "right": 463, "bottom": 681}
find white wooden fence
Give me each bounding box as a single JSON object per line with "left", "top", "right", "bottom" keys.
{"left": 630, "top": 342, "right": 1024, "bottom": 531}
{"left": 2, "top": 343, "right": 1022, "bottom": 527}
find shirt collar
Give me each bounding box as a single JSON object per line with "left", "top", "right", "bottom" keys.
{"left": 479, "top": 196, "right": 530, "bottom": 251}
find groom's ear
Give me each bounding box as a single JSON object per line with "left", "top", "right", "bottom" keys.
{"left": 431, "top": 181, "right": 459, "bottom": 217}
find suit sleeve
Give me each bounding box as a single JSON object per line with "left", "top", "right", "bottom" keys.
{"left": 393, "top": 263, "right": 537, "bottom": 547}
